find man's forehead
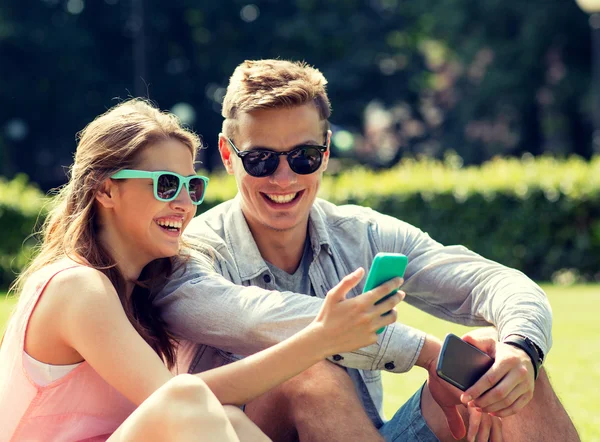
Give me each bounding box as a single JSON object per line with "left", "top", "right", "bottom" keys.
{"left": 234, "top": 105, "right": 324, "bottom": 148}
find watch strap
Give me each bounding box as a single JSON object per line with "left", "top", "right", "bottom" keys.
{"left": 503, "top": 335, "right": 542, "bottom": 380}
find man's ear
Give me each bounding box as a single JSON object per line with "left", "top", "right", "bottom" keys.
{"left": 218, "top": 133, "right": 235, "bottom": 175}
{"left": 321, "top": 129, "right": 332, "bottom": 172}
{"left": 95, "top": 178, "right": 117, "bottom": 209}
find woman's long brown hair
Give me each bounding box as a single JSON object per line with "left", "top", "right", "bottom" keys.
{"left": 10, "top": 99, "right": 202, "bottom": 368}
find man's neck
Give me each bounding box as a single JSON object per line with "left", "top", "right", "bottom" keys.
{"left": 249, "top": 222, "right": 309, "bottom": 274}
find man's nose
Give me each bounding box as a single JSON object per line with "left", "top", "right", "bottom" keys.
{"left": 268, "top": 156, "right": 297, "bottom": 186}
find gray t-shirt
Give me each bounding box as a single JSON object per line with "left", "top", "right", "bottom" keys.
{"left": 265, "top": 240, "right": 315, "bottom": 297}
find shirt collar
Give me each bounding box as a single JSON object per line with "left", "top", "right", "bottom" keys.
{"left": 223, "top": 196, "right": 333, "bottom": 281}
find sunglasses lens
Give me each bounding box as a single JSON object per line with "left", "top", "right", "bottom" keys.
{"left": 188, "top": 178, "right": 206, "bottom": 203}
{"left": 156, "top": 173, "right": 180, "bottom": 200}
{"left": 289, "top": 146, "right": 323, "bottom": 174}
{"left": 243, "top": 151, "right": 279, "bottom": 177}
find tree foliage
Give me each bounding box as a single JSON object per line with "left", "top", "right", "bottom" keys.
{"left": 0, "top": 0, "right": 593, "bottom": 190}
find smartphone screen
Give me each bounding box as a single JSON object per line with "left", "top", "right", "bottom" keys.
{"left": 362, "top": 253, "right": 408, "bottom": 334}
{"left": 436, "top": 333, "right": 495, "bottom": 391}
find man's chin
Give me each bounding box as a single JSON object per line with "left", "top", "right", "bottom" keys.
{"left": 260, "top": 216, "right": 305, "bottom": 233}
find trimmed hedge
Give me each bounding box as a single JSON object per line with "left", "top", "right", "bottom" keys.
{"left": 202, "top": 155, "right": 600, "bottom": 283}
{"left": 1, "top": 155, "right": 599, "bottom": 289}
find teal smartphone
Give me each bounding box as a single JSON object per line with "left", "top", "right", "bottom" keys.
{"left": 362, "top": 253, "right": 408, "bottom": 334}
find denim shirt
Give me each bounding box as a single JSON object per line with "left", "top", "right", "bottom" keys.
{"left": 156, "top": 196, "right": 552, "bottom": 424}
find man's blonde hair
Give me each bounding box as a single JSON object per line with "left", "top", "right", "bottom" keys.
{"left": 222, "top": 59, "right": 331, "bottom": 137}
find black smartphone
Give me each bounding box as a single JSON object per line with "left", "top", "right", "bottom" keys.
{"left": 436, "top": 333, "right": 495, "bottom": 391}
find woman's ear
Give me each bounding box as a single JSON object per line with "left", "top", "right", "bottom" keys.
{"left": 95, "top": 178, "right": 117, "bottom": 209}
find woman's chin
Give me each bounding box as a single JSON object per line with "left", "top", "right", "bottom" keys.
{"left": 153, "top": 244, "right": 180, "bottom": 260}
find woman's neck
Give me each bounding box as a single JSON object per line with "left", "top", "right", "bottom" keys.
{"left": 96, "top": 227, "right": 150, "bottom": 287}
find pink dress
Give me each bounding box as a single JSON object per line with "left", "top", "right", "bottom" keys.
{"left": 0, "top": 263, "right": 136, "bottom": 441}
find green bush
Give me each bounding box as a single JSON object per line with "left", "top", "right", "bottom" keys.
{"left": 2, "top": 155, "right": 599, "bottom": 289}
{"left": 0, "top": 175, "right": 48, "bottom": 289}
{"left": 202, "top": 155, "right": 600, "bottom": 282}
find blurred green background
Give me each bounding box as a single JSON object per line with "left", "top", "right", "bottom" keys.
{"left": 1, "top": 0, "right": 598, "bottom": 188}
{"left": 1, "top": 0, "right": 600, "bottom": 440}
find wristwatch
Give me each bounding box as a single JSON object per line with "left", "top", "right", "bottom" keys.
{"left": 503, "top": 335, "right": 544, "bottom": 380}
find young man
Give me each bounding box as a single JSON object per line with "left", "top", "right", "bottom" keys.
{"left": 157, "top": 60, "right": 579, "bottom": 441}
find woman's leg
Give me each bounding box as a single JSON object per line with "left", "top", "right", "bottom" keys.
{"left": 108, "top": 374, "right": 240, "bottom": 442}
{"left": 223, "top": 405, "right": 272, "bottom": 442}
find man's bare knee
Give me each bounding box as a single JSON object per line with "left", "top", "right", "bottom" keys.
{"left": 280, "top": 361, "right": 353, "bottom": 401}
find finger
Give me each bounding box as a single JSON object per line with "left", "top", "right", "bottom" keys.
{"left": 480, "top": 376, "right": 528, "bottom": 413}
{"left": 363, "top": 277, "right": 403, "bottom": 305}
{"left": 442, "top": 405, "right": 466, "bottom": 440}
{"left": 374, "top": 307, "right": 398, "bottom": 330}
{"left": 490, "top": 415, "right": 503, "bottom": 442}
{"left": 466, "top": 406, "right": 482, "bottom": 442}
{"left": 463, "top": 360, "right": 509, "bottom": 403}
{"left": 474, "top": 360, "right": 529, "bottom": 413}
{"left": 473, "top": 370, "right": 521, "bottom": 411}
{"left": 491, "top": 392, "right": 533, "bottom": 418}
{"left": 372, "top": 290, "right": 405, "bottom": 316}
{"left": 475, "top": 413, "right": 492, "bottom": 442}
{"left": 326, "top": 268, "right": 365, "bottom": 303}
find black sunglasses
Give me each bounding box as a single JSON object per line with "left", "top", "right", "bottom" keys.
{"left": 225, "top": 137, "right": 328, "bottom": 178}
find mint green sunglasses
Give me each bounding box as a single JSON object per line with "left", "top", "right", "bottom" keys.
{"left": 111, "top": 170, "right": 209, "bottom": 205}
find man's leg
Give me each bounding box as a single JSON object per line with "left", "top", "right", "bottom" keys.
{"left": 244, "top": 360, "right": 384, "bottom": 442}
{"left": 501, "top": 367, "right": 579, "bottom": 441}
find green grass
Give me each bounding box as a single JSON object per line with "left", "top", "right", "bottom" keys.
{"left": 0, "top": 292, "right": 14, "bottom": 332}
{"left": 1, "top": 285, "right": 598, "bottom": 440}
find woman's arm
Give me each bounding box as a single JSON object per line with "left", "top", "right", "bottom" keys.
{"left": 197, "top": 268, "right": 402, "bottom": 405}
{"left": 57, "top": 267, "right": 401, "bottom": 407}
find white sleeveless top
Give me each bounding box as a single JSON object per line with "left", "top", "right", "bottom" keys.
{"left": 22, "top": 351, "right": 81, "bottom": 386}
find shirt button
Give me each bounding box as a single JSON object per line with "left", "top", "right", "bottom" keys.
{"left": 263, "top": 274, "right": 271, "bottom": 284}
{"left": 384, "top": 362, "right": 395, "bottom": 370}
{"left": 332, "top": 354, "right": 344, "bottom": 361}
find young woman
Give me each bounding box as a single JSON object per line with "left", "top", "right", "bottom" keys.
{"left": 0, "top": 99, "right": 403, "bottom": 442}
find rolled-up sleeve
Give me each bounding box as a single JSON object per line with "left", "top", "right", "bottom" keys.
{"left": 372, "top": 212, "right": 553, "bottom": 358}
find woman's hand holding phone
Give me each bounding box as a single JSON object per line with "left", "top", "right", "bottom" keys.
{"left": 310, "top": 268, "right": 404, "bottom": 357}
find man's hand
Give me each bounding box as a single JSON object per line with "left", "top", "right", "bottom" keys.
{"left": 426, "top": 362, "right": 466, "bottom": 439}
{"left": 426, "top": 359, "right": 503, "bottom": 441}
{"left": 459, "top": 331, "right": 535, "bottom": 418}
{"left": 466, "top": 404, "right": 503, "bottom": 442}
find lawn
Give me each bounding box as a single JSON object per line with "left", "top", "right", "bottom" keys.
{"left": 1, "top": 285, "right": 598, "bottom": 440}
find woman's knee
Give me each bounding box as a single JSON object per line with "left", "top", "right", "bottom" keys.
{"left": 159, "top": 375, "right": 230, "bottom": 427}
{"left": 110, "top": 375, "right": 235, "bottom": 441}
{"left": 223, "top": 405, "right": 272, "bottom": 442}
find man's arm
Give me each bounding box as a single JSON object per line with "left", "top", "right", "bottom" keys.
{"left": 157, "top": 267, "right": 321, "bottom": 355}
{"left": 156, "top": 260, "right": 426, "bottom": 373}
{"left": 374, "top": 212, "right": 552, "bottom": 357}
{"left": 371, "top": 210, "right": 553, "bottom": 423}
